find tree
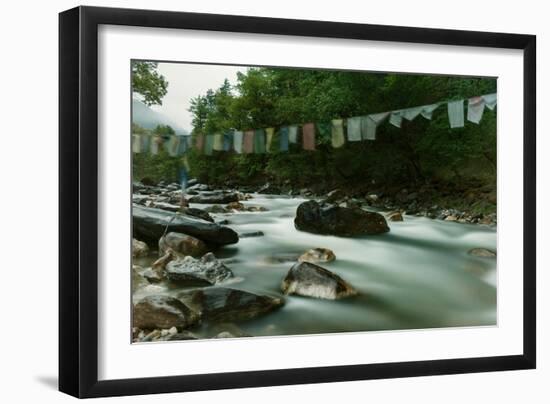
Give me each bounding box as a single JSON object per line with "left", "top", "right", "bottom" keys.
{"left": 132, "top": 61, "right": 168, "bottom": 106}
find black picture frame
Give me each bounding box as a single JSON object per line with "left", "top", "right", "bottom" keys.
{"left": 59, "top": 5, "right": 536, "bottom": 398}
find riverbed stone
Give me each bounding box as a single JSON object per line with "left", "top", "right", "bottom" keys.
{"left": 468, "top": 248, "right": 497, "bottom": 258}
{"left": 281, "top": 261, "right": 357, "bottom": 300}
{"left": 178, "top": 287, "right": 284, "bottom": 322}
{"left": 132, "top": 238, "right": 149, "bottom": 258}
{"left": 165, "top": 252, "right": 234, "bottom": 286}
{"left": 181, "top": 207, "right": 214, "bottom": 223}
{"left": 132, "top": 205, "right": 239, "bottom": 245}
{"left": 159, "top": 232, "right": 208, "bottom": 258}
{"left": 188, "top": 192, "right": 240, "bottom": 204}
{"left": 294, "top": 200, "right": 389, "bottom": 236}
{"left": 387, "top": 211, "right": 404, "bottom": 222}
{"left": 133, "top": 295, "right": 199, "bottom": 330}
{"left": 298, "top": 248, "right": 336, "bottom": 264}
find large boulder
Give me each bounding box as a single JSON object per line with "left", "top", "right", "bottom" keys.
{"left": 281, "top": 261, "right": 357, "bottom": 300}
{"left": 294, "top": 200, "right": 389, "bottom": 236}
{"left": 178, "top": 287, "right": 284, "bottom": 322}
{"left": 132, "top": 205, "right": 238, "bottom": 245}
{"left": 165, "top": 252, "right": 234, "bottom": 286}
{"left": 159, "top": 232, "right": 208, "bottom": 257}
{"left": 188, "top": 192, "right": 240, "bottom": 204}
{"left": 132, "top": 295, "right": 199, "bottom": 330}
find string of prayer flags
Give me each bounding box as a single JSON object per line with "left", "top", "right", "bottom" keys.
{"left": 302, "top": 123, "right": 316, "bottom": 151}
{"left": 213, "top": 133, "right": 224, "bottom": 151}
{"left": 420, "top": 103, "right": 440, "bottom": 120}
{"left": 233, "top": 131, "right": 243, "bottom": 154}
{"left": 467, "top": 96, "right": 485, "bottom": 124}
{"left": 448, "top": 100, "right": 465, "bottom": 128}
{"left": 265, "top": 128, "right": 275, "bottom": 152}
{"left": 389, "top": 110, "right": 403, "bottom": 128}
{"left": 279, "top": 126, "right": 289, "bottom": 151}
{"left": 132, "top": 134, "right": 141, "bottom": 153}
{"left": 482, "top": 93, "right": 497, "bottom": 110}
{"left": 254, "top": 129, "right": 266, "bottom": 154}
{"left": 223, "top": 132, "right": 233, "bottom": 152}
{"left": 131, "top": 92, "right": 497, "bottom": 157}
{"left": 204, "top": 134, "right": 214, "bottom": 155}
{"left": 243, "top": 130, "right": 254, "bottom": 154}
{"left": 195, "top": 133, "right": 204, "bottom": 152}
{"left": 288, "top": 125, "right": 299, "bottom": 144}
{"left": 331, "top": 119, "right": 345, "bottom": 148}
{"left": 362, "top": 112, "right": 389, "bottom": 140}
{"left": 403, "top": 106, "right": 423, "bottom": 121}
{"left": 347, "top": 117, "right": 362, "bottom": 142}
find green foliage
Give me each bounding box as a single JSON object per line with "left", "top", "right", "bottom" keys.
{"left": 185, "top": 68, "right": 497, "bottom": 190}
{"left": 132, "top": 61, "right": 168, "bottom": 106}
{"left": 132, "top": 124, "right": 182, "bottom": 183}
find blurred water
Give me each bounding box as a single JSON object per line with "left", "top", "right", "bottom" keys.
{"left": 134, "top": 194, "right": 497, "bottom": 338}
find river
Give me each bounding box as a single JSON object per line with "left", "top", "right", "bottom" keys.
{"left": 133, "top": 193, "right": 497, "bottom": 339}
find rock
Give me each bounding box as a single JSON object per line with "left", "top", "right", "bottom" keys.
{"left": 141, "top": 267, "right": 163, "bottom": 283}
{"left": 132, "top": 295, "right": 199, "bottom": 330}
{"left": 164, "top": 331, "right": 198, "bottom": 341}
{"left": 468, "top": 248, "right": 497, "bottom": 258}
{"left": 387, "top": 211, "right": 403, "bottom": 222}
{"left": 151, "top": 201, "right": 181, "bottom": 212}
{"left": 226, "top": 201, "right": 245, "bottom": 211}
{"left": 152, "top": 249, "right": 175, "bottom": 272}
{"left": 187, "top": 183, "right": 209, "bottom": 192}
{"left": 165, "top": 252, "right": 234, "bottom": 286}
{"left": 178, "top": 287, "right": 284, "bottom": 322}
{"left": 257, "top": 183, "right": 281, "bottom": 195}
{"left": 206, "top": 205, "right": 228, "bottom": 214}
{"left": 181, "top": 207, "right": 214, "bottom": 223}
{"left": 325, "top": 189, "right": 345, "bottom": 203}
{"left": 281, "top": 261, "right": 357, "bottom": 300}
{"left": 140, "top": 177, "right": 156, "bottom": 186}
{"left": 159, "top": 232, "right": 208, "bottom": 257}
{"left": 132, "top": 265, "right": 149, "bottom": 291}
{"left": 188, "top": 192, "right": 240, "bottom": 204}
{"left": 132, "top": 205, "right": 239, "bottom": 245}
{"left": 445, "top": 215, "right": 458, "bottom": 222}
{"left": 298, "top": 248, "right": 336, "bottom": 264}
{"left": 132, "top": 238, "right": 150, "bottom": 258}
{"left": 238, "top": 231, "right": 264, "bottom": 238}
{"left": 294, "top": 200, "right": 389, "bottom": 236}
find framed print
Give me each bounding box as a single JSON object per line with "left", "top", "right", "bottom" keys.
{"left": 59, "top": 6, "right": 536, "bottom": 398}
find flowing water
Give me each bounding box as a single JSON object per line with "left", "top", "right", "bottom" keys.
{"left": 134, "top": 194, "right": 497, "bottom": 339}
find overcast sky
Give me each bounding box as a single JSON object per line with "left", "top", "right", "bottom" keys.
{"left": 149, "top": 62, "right": 246, "bottom": 133}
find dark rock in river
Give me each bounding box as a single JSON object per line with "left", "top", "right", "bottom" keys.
{"left": 468, "top": 248, "right": 497, "bottom": 258}
{"left": 298, "top": 248, "right": 335, "bottom": 264}
{"left": 294, "top": 200, "right": 389, "bottom": 236}
{"left": 132, "top": 205, "right": 238, "bottom": 245}
{"left": 159, "top": 232, "right": 208, "bottom": 258}
{"left": 165, "top": 252, "right": 234, "bottom": 286}
{"left": 188, "top": 192, "right": 240, "bottom": 204}
{"left": 133, "top": 295, "right": 199, "bottom": 330}
{"left": 257, "top": 183, "right": 281, "bottom": 195}
{"left": 239, "top": 230, "right": 264, "bottom": 238}
{"left": 178, "top": 287, "right": 284, "bottom": 322}
{"left": 181, "top": 207, "right": 214, "bottom": 223}
{"left": 281, "top": 261, "right": 357, "bottom": 300}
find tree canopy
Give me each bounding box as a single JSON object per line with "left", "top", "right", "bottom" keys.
{"left": 132, "top": 61, "right": 168, "bottom": 106}
{"left": 184, "top": 67, "right": 496, "bottom": 189}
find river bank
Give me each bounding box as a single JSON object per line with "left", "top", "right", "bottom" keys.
{"left": 131, "top": 180, "right": 497, "bottom": 343}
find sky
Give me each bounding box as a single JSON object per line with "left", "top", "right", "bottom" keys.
{"left": 149, "top": 62, "right": 246, "bottom": 133}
